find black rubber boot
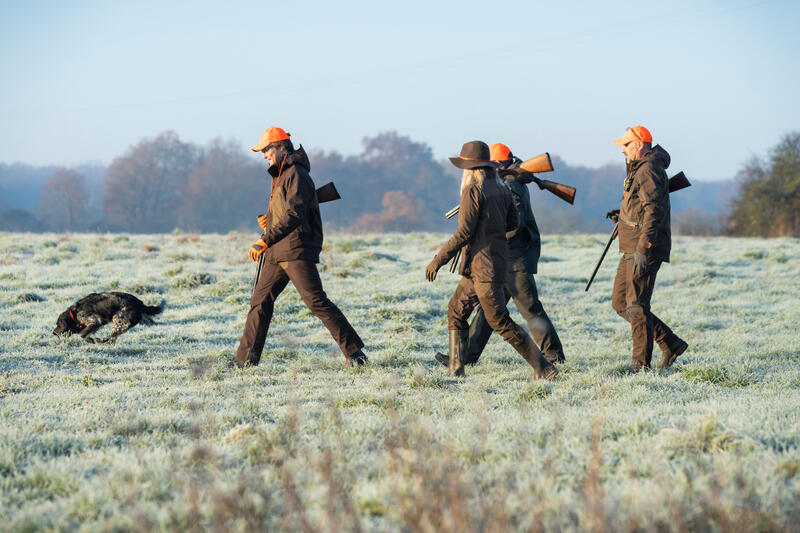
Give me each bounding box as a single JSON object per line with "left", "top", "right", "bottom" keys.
{"left": 509, "top": 327, "right": 558, "bottom": 380}
{"left": 447, "top": 330, "right": 468, "bottom": 378}
{"left": 346, "top": 349, "right": 369, "bottom": 368}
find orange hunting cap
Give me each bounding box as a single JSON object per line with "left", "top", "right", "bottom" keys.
{"left": 489, "top": 143, "right": 513, "bottom": 162}
{"left": 251, "top": 126, "right": 291, "bottom": 152}
{"left": 612, "top": 125, "right": 652, "bottom": 146}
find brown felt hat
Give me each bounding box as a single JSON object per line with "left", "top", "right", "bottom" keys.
{"left": 449, "top": 141, "right": 500, "bottom": 170}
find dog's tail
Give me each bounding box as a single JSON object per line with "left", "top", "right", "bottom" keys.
{"left": 143, "top": 299, "right": 166, "bottom": 317}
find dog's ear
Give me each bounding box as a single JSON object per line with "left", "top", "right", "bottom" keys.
{"left": 54, "top": 310, "right": 70, "bottom": 332}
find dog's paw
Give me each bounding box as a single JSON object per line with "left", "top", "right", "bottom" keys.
{"left": 84, "top": 337, "right": 95, "bottom": 344}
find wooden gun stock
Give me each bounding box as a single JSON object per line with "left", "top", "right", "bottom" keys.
{"left": 533, "top": 178, "right": 576, "bottom": 205}
{"left": 668, "top": 171, "right": 690, "bottom": 193}
{"left": 316, "top": 182, "right": 341, "bottom": 203}
{"left": 519, "top": 152, "right": 554, "bottom": 174}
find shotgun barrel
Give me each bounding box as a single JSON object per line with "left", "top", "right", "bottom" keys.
{"left": 585, "top": 225, "right": 618, "bottom": 292}
{"left": 252, "top": 252, "right": 266, "bottom": 296}
{"left": 449, "top": 249, "right": 461, "bottom": 273}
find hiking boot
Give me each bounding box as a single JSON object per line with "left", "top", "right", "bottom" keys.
{"left": 659, "top": 338, "right": 688, "bottom": 368}
{"left": 346, "top": 350, "right": 369, "bottom": 368}
{"left": 509, "top": 328, "right": 558, "bottom": 380}
{"left": 632, "top": 360, "right": 651, "bottom": 372}
{"left": 447, "top": 330, "right": 468, "bottom": 378}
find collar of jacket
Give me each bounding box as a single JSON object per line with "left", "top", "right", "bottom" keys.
{"left": 268, "top": 145, "right": 311, "bottom": 177}
{"left": 501, "top": 157, "right": 535, "bottom": 185}
{"left": 626, "top": 144, "right": 671, "bottom": 175}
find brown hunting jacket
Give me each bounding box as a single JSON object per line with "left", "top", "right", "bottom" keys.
{"left": 261, "top": 146, "right": 323, "bottom": 263}
{"left": 432, "top": 171, "right": 519, "bottom": 282}
{"left": 618, "top": 144, "right": 672, "bottom": 262}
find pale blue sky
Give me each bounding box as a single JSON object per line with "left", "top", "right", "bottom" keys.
{"left": 1, "top": 0, "right": 797, "bottom": 180}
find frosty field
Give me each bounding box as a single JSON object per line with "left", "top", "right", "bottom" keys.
{"left": 1, "top": 231, "right": 799, "bottom": 531}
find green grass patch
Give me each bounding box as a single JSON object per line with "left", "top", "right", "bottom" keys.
{"left": 682, "top": 365, "right": 753, "bottom": 387}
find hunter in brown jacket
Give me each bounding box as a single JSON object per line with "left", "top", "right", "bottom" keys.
{"left": 235, "top": 127, "right": 367, "bottom": 368}
{"left": 609, "top": 125, "right": 687, "bottom": 370}
{"left": 425, "top": 141, "right": 557, "bottom": 380}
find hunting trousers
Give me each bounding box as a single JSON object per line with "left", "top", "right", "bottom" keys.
{"left": 465, "top": 270, "right": 565, "bottom": 365}
{"left": 447, "top": 277, "right": 522, "bottom": 344}
{"left": 611, "top": 254, "right": 679, "bottom": 367}
{"left": 235, "top": 260, "right": 363, "bottom": 366}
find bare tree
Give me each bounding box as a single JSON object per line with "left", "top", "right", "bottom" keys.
{"left": 180, "top": 139, "right": 265, "bottom": 232}
{"left": 103, "top": 131, "right": 199, "bottom": 232}
{"left": 355, "top": 190, "right": 423, "bottom": 232}
{"left": 38, "top": 168, "right": 90, "bottom": 231}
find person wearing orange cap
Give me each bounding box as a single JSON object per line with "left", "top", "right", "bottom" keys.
{"left": 609, "top": 125, "right": 687, "bottom": 371}
{"left": 234, "top": 127, "right": 368, "bottom": 369}
{"left": 425, "top": 140, "right": 557, "bottom": 380}
{"left": 434, "top": 142, "right": 566, "bottom": 369}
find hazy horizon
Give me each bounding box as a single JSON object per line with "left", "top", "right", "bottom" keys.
{"left": 2, "top": 0, "right": 798, "bottom": 181}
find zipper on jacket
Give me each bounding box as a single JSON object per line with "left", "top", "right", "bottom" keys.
{"left": 619, "top": 216, "right": 641, "bottom": 229}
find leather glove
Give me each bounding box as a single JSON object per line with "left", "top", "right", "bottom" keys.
{"left": 606, "top": 209, "right": 620, "bottom": 224}
{"left": 257, "top": 213, "right": 268, "bottom": 232}
{"left": 425, "top": 259, "right": 440, "bottom": 282}
{"left": 249, "top": 239, "right": 268, "bottom": 262}
{"left": 632, "top": 251, "right": 648, "bottom": 279}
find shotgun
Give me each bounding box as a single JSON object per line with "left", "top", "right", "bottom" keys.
{"left": 252, "top": 181, "right": 342, "bottom": 295}
{"left": 584, "top": 171, "right": 691, "bottom": 292}
{"left": 444, "top": 176, "right": 576, "bottom": 219}
{"left": 446, "top": 152, "right": 575, "bottom": 217}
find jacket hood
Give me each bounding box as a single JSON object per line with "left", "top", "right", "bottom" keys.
{"left": 641, "top": 144, "right": 670, "bottom": 169}
{"left": 268, "top": 145, "right": 311, "bottom": 177}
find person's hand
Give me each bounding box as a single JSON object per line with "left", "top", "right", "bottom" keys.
{"left": 249, "top": 239, "right": 268, "bottom": 262}
{"left": 425, "top": 260, "right": 440, "bottom": 282}
{"left": 632, "top": 251, "right": 648, "bottom": 279}
{"left": 606, "top": 209, "right": 620, "bottom": 223}
{"left": 257, "top": 213, "right": 268, "bottom": 232}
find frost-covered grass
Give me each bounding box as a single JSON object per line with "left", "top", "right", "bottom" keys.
{"left": 1, "top": 231, "right": 799, "bottom": 531}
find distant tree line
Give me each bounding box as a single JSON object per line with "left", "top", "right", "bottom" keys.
{"left": 4, "top": 130, "right": 795, "bottom": 237}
